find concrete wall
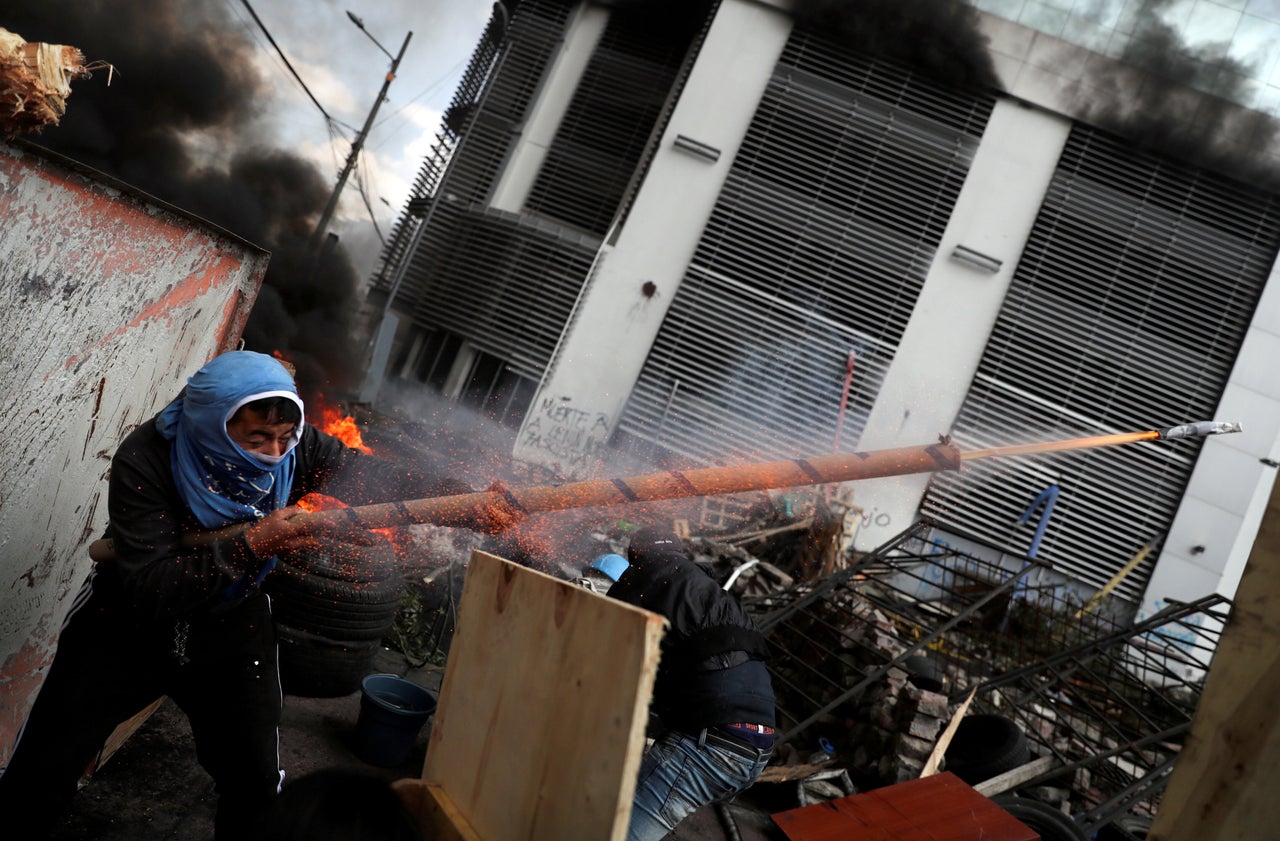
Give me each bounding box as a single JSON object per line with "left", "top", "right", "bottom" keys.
{"left": 0, "top": 141, "right": 268, "bottom": 763}
{"left": 513, "top": 0, "right": 794, "bottom": 474}
{"left": 849, "top": 99, "right": 1071, "bottom": 551}
{"left": 489, "top": 4, "right": 608, "bottom": 214}
{"left": 1138, "top": 260, "right": 1280, "bottom": 622}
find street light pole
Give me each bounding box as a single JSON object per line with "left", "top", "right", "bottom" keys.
{"left": 309, "top": 25, "right": 413, "bottom": 252}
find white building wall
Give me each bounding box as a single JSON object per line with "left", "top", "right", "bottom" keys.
{"left": 977, "top": 10, "right": 1280, "bottom": 612}
{"left": 850, "top": 99, "right": 1070, "bottom": 550}
{"left": 513, "top": 0, "right": 794, "bottom": 474}
{"left": 489, "top": 4, "right": 609, "bottom": 213}
{"left": 1139, "top": 261, "right": 1280, "bottom": 620}
{"left": 499, "top": 2, "right": 1280, "bottom": 614}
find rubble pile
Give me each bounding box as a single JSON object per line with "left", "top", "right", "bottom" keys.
{"left": 851, "top": 673, "right": 951, "bottom": 783}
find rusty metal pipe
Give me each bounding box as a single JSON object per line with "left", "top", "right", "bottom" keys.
{"left": 88, "top": 442, "right": 961, "bottom": 562}
{"left": 86, "top": 419, "right": 1242, "bottom": 562}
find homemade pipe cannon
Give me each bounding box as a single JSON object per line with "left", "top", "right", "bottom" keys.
{"left": 86, "top": 420, "right": 1242, "bottom": 562}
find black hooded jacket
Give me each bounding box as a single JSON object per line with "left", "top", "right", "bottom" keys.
{"left": 95, "top": 417, "right": 472, "bottom": 659}
{"left": 606, "top": 531, "right": 776, "bottom": 734}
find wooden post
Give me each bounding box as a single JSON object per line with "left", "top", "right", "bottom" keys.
{"left": 1147, "top": 478, "right": 1280, "bottom": 840}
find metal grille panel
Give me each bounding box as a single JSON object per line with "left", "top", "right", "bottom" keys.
{"left": 618, "top": 34, "right": 994, "bottom": 463}
{"left": 378, "top": 0, "right": 572, "bottom": 312}
{"left": 412, "top": 204, "right": 598, "bottom": 380}
{"left": 524, "top": 5, "right": 710, "bottom": 235}
{"left": 922, "top": 126, "right": 1280, "bottom": 602}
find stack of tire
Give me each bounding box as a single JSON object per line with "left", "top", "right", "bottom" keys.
{"left": 944, "top": 714, "right": 1089, "bottom": 841}
{"left": 267, "top": 532, "right": 404, "bottom": 697}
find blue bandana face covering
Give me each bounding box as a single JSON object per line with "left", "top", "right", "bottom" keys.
{"left": 156, "top": 351, "right": 305, "bottom": 530}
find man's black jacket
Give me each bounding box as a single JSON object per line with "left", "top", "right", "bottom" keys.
{"left": 607, "top": 550, "right": 776, "bottom": 734}
{"left": 99, "top": 418, "right": 470, "bottom": 634}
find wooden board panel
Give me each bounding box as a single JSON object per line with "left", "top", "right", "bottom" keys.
{"left": 392, "top": 779, "right": 483, "bottom": 841}
{"left": 421, "top": 551, "right": 666, "bottom": 841}
{"left": 1148, "top": 477, "right": 1280, "bottom": 840}
{"left": 771, "top": 772, "right": 1040, "bottom": 841}
{"left": 85, "top": 696, "right": 165, "bottom": 777}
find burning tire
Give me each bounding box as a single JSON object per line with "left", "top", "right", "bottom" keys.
{"left": 266, "top": 532, "right": 404, "bottom": 696}
{"left": 992, "top": 796, "right": 1088, "bottom": 841}
{"left": 941, "top": 714, "right": 1029, "bottom": 785}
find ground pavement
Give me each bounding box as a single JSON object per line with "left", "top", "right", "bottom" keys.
{"left": 47, "top": 648, "right": 791, "bottom": 841}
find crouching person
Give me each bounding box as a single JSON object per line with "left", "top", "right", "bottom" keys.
{"left": 588, "top": 527, "right": 776, "bottom": 841}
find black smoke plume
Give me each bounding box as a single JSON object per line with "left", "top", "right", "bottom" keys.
{"left": 1075, "top": 4, "right": 1280, "bottom": 187}
{"left": 4, "top": 1, "right": 364, "bottom": 405}
{"left": 789, "top": 0, "right": 1001, "bottom": 92}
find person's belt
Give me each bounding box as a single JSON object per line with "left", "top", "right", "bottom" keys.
{"left": 725, "top": 722, "right": 773, "bottom": 735}
{"left": 697, "top": 726, "right": 774, "bottom": 760}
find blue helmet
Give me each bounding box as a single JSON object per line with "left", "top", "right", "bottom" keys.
{"left": 589, "top": 553, "right": 630, "bottom": 582}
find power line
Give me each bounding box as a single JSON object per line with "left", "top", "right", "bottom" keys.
{"left": 372, "top": 56, "right": 469, "bottom": 135}
{"left": 353, "top": 158, "right": 386, "bottom": 245}
{"left": 236, "top": 0, "right": 334, "bottom": 123}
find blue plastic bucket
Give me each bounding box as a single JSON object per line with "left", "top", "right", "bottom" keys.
{"left": 354, "top": 674, "right": 438, "bottom": 767}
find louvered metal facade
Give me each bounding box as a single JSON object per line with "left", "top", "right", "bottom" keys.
{"left": 370, "top": 0, "right": 715, "bottom": 403}
{"left": 523, "top": 5, "right": 708, "bottom": 237}
{"left": 392, "top": 0, "right": 573, "bottom": 327}
{"left": 368, "top": 2, "right": 1280, "bottom": 608}
{"left": 921, "top": 126, "right": 1280, "bottom": 603}
{"left": 616, "top": 34, "right": 995, "bottom": 462}
{"left": 370, "top": 6, "right": 519, "bottom": 306}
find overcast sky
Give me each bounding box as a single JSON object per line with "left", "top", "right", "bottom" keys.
{"left": 227, "top": 0, "right": 493, "bottom": 272}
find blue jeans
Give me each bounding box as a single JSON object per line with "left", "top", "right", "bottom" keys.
{"left": 627, "top": 729, "right": 771, "bottom": 841}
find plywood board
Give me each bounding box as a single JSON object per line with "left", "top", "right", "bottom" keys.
{"left": 87, "top": 696, "right": 165, "bottom": 776}
{"left": 391, "top": 779, "right": 482, "bottom": 841}
{"left": 422, "top": 551, "right": 666, "bottom": 841}
{"left": 1148, "top": 477, "right": 1280, "bottom": 840}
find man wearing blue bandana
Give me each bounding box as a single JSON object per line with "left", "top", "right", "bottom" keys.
{"left": 0, "top": 350, "right": 521, "bottom": 839}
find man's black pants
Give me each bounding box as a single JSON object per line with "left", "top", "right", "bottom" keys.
{"left": 0, "top": 583, "right": 283, "bottom": 839}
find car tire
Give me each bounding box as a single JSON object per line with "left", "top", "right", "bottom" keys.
{"left": 993, "top": 795, "right": 1088, "bottom": 841}
{"left": 943, "top": 714, "right": 1030, "bottom": 784}
{"left": 276, "top": 622, "right": 379, "bottom": 698}
{"left": 267, "top": 532, "right": 404, "bottom": 641}
{"left": 267, "top": 533, "right": 402, "bottom": 696}
{"left": 1095, "top": 815, "right": 1153, "bottom": 840}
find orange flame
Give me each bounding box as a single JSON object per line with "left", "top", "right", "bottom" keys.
{"left": 297, "top": 493, "right": 347, "bottom": 513}
{"left": 318, "top": 403, "right": 373, "bottom": 454}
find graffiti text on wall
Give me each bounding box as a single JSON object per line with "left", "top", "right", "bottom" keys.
{"left": 519, "top": 396, "right": 611, "bottom": 475}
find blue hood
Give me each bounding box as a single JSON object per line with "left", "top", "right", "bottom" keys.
{"left": 156, "top": 351, "right": 303, "bottom": 529}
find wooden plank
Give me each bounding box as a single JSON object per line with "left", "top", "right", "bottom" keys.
{"left": 972, "top": 755, "right": 1057, "bottom": 797}
{"left": 772, "top": 772, "right": 1040, "bottom": 841}
{"left": 756, "top": 759, "right": 839, "bottom": 784}
{"left": 421, "top": 551, "right": 666, "bottom": 841}
{"left": 919, "top": 687, "right": 976, "bottom": 778}
{"left": 85, "top": 696, "right": 165, "bottom": 777}
{"left": 392, "top": 779, "right": 483, "bottom": 841}
{"left": 1149, "top": 478, "right": 1280, "bottom": 840}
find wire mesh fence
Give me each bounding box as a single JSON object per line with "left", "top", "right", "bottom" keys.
{"left": 740, "top": 518, "right": 1228, "bottom": 829}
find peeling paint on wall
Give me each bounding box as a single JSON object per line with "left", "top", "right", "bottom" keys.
{"left": 0, "top": 141, "right": 268, "bottom": 765}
